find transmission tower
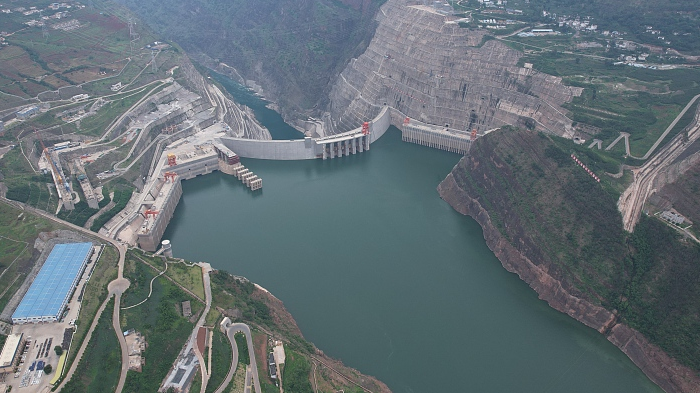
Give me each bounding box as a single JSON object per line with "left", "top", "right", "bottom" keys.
{"left": 40, "top": 11, "right": 49, "bottom": 39}
{"left": 151, "top": 50, "right": 157, "bottom": 73}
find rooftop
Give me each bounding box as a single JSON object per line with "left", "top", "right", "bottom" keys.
{"left": 0, "top": 333, "right": 23, "bottom": 368}
{"left": 12, "top": 243, "right": 93, "bottom": 322}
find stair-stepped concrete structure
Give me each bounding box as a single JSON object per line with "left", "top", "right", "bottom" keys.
{"left": 324, "top": 0, "right": 582, "bottom": 139}
{"left": 401, "top": 117, "right": 472, "bottom": 154}
{"left": 212, "top": 142, "right": 263, "bottom": 190}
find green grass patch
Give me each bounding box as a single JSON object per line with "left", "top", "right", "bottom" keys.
{"left": 205, "top": 329, "right": 233, "bottom": 393}
{"left": 59, "top": 298, "right": 121, "bottom": 393}
{"left": 121, "top": 272, "right": 197, "bottom": 393}
{"left": 90, "top": 186, "right": 133, "bottom": 233}
{"left": 164, "top": 261, "right": 205, "bottom": 301}
{"left": 190, "top": 371, "right": 203, "bottom": 393}
{"left": 0, "top": 202, "right": 58, "bottom": 310}
{"left": 205, "top": 308, "right": 221, "bottom": 326}
{"left": 122, "top": 253, "right": 159, "bottom": 308}
{"left": 234, "top": 333, "right": 249, "bottom": 365}
{"left": 0, "top": 147, "right": 59, "bottom": 212}
{"left": 57, "top": 200, "right": 99, "bottom": 227}
{"left": 283, "top": 349, "right": 313, "bottom": 393}
{"left": 89, "top": 189, "right": 132, "bottom": 232}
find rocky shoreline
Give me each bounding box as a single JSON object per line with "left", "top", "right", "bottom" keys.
{"left": 437, "top": 170, "right": 700, "bottom": 393}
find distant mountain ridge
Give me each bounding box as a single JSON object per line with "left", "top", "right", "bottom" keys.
{"left": 116, "top": 0, "right": 387, "bottom": 120}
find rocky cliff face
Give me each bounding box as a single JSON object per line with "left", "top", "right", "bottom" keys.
{"left": 323, "top": 0, "right": 582, "bottom": 136}
{"left": 438, "top": 135, "right": 700, "bottom": 393}
{"left": 116, "top": 0, "right": 385, "bottom": 119}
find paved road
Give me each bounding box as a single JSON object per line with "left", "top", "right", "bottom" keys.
{"left": 191, "top": 264, "right": 212, "bottom": 393}
{"left": 214, "top": 323, "right": 240, "bottom": 393}
{"left": 618, "top": 104, "right": 700, "bottom": 231}
{"left": 216, "top": 321, "right": 262, "bottom": 393}
{"left": 0, "top": 199, "right": 130, "bottom": 393}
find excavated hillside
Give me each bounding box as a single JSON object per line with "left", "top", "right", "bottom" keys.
{"left": 438, "top": 128, "right": 700, "bottom": 393}
{"left": 323, "top": 0, "right": 582, "bottom": 136}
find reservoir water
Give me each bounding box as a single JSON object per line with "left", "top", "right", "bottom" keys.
{"left": 163, "top": 127, "right": 662, "bottom": 392}
{"left": 211, "top": 72, "right": 304, "bottom": 140}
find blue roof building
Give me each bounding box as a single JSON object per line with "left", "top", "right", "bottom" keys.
{"left": 12, "top": 243, "right": 93, "bottom": 324}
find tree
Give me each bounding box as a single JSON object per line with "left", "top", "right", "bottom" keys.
{"left": 54, "top": 346, "right": 63, "bottom": 356}
{"left": 43, "top": 364, "right": 52, "bottom": 374}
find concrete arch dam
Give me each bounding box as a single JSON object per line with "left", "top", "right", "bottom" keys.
{"left": 219, "top": 107, "right": 473, "bottom": 160}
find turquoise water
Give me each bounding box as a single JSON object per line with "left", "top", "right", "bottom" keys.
{"left": 163, "top": 128, "right": 662, "bottom": 393}
{"left": 210, "top": 71, "right": 304, "bottom": 140}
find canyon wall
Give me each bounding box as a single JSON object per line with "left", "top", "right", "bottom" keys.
{"left": 324, "top": 0, "right": 582, "bottom": 137}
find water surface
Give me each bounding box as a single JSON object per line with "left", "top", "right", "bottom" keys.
{"left": 210, "top": 71, "right": 304, "bottom": 140}
{"left": 163, "top": 129, "right": 662, "bottom": 393}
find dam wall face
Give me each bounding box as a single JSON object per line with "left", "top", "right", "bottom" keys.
{"left": 218, "top": 137, "right": 319, "bottom": 160}
{"left": 220, "top": 106, "right": 393, "bottom": 160}
{"left": 324, "top": 0, "right": 582, "bottom": 138}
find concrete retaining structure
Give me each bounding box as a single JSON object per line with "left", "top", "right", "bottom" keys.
{"left": 219, "top": 107, "right": 393, "bottom": 160}
{"left": 137, "top": 179, "right": 182, "bottom": 252}
{"left": 167, "top": 154, "right": 220, "bottom": 180}
{"left": 219, "top": 137, "right": 319, "bottom": 160}
{"left": 219, "top": 106, "right": 473, "bottom": 160}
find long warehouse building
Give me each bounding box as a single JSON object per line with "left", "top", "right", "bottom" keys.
{"left": 12, "top": 243, "right": 93, "bottom": 324}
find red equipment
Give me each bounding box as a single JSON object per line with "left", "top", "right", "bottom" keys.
{"left": 143, "top": 209, "right": 159, "bottom": 219}
{"left": 362, "top": 122, "right": 370, "bottom": 135}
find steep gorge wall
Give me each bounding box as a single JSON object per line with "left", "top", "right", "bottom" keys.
{"left": 325, "top": 0, "right": 581, "bottom": 137}
{"left": 437, "top": 134, "right": 700, "bottom": 393}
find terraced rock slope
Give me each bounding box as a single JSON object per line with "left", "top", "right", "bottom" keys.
{"left": 324, "top": 0, "right": 582, "bottom": 137}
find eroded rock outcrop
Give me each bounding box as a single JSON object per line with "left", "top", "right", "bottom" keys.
{"left": 324, "top": 0, "right": 581, "bottom": 136}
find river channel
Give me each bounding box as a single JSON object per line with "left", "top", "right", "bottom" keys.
{"left": 162, "top": 77, "right": 662, "bottom": 392}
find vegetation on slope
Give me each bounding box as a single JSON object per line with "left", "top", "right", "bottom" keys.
{"left": 1, "top": 147, "right": 59, "bottom": 212}
{"left": 114, "top": 0, "right": 386, "bottom": 115}
{"left": 0, "top": 202, "right": 57, "bottom": 311}
{"left": 60, "top": 298, "right": 121, "bottom": 393}
{"left": 451, "top": 127, "right": 700, "bottom": 370}
{"left": 121, "top": 253, "right": 199, "bottom": 393}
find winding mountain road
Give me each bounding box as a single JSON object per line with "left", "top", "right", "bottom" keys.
{"left": 618, "top": 101, "right": 700, "bottom": 232}
{"left": 216, "top": 321, "right": 262, "bottom": 393}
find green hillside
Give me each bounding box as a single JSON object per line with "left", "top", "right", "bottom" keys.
{"left": 450, "top": 128, "right": 700, "bottom": 370}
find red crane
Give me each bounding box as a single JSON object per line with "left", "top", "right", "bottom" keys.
{"left": 362, "top": 122, "right": 370, "bottom": 135}
{"left": 164, "top": 171, "right": 177, "bottom": 182}
{"left": 142, "top": 209, "right": 159, "bottom": 219}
